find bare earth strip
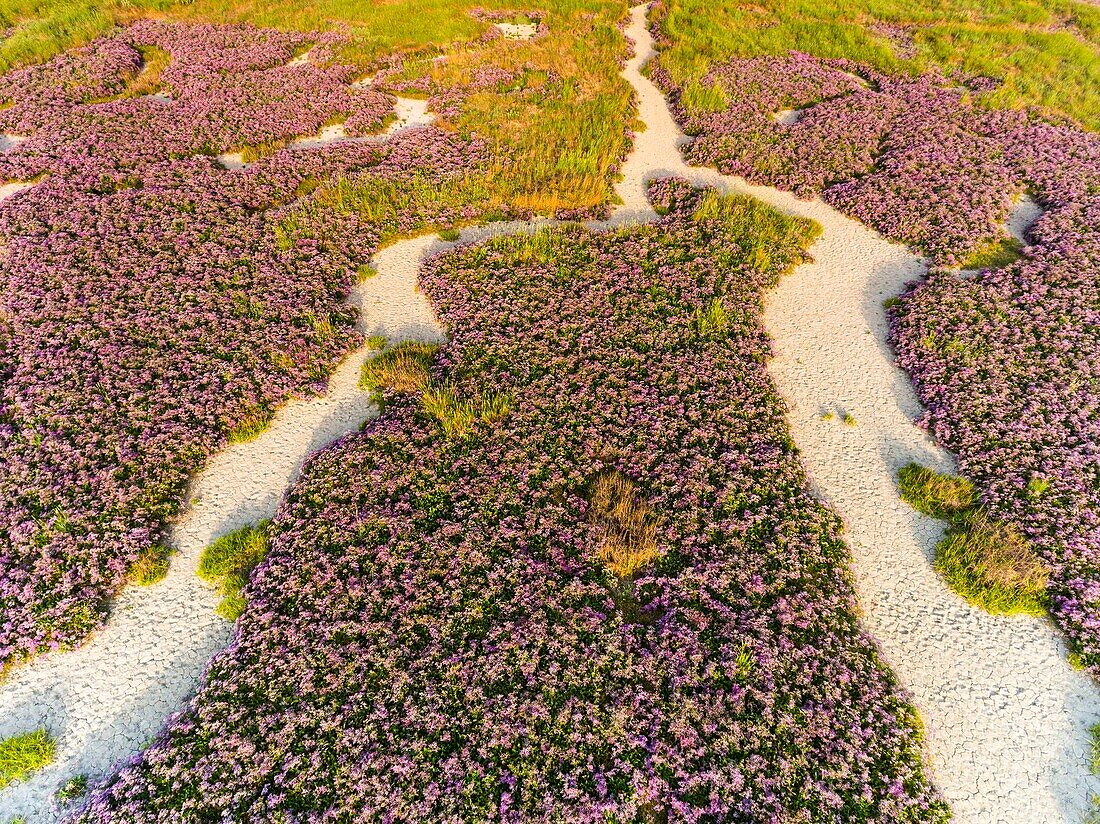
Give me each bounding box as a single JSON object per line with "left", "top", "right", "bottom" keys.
{"left": 1, "top": 5, "right": 1098, "bottom": 822}
{"left": 612, "top": 5, "right": 1100, "bottom": 822}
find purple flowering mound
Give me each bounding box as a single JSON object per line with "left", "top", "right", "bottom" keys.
{"left": 0, "top": 23, "right": 492, "bottom": 665}
{"left": 649, "top": 14, "right": 1100, "bottom": 676}
{"left": 649, "top": 33, "right": 1098, "bottom": 268}
{"left": 75, "top": 180, "right": 947, "bottom": 823}
{"left": 890, "top": 192, "right": 1100, "bottom": 671}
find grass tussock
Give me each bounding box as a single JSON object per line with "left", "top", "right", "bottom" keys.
{"left": 1091, "top": 722, "right": 1100, "bottom": 775}
{"left": 1089, "top": 723, "right": 1100, "bottom": 823}
{"left": 898, "top": 463, "right": 975, "bottom": 517}
{"left": 81, "top": 43, "right": 171, "bottom": 103}
{"left": 0, "top": 729, "right": 55, "bottom": 789}
{"left": 127, "top": 544, "right": 171, "bottom": 585}
{"left": 57, "top": 774, "right": 89, "bottom": 802}
{"left": 360, "top": 340, "right": 438, "bottom": 397}
{"left": 898, "top": 463, "right": 1048, "bottom": 615}
{"left": 681, "top": 79, "right": 727, "bottom": 114}
{"left": 693, "top": 297, "right": 729, "bottom": 338}
{"left": 589, "top": 471, "right": 661, "bottom": 579}
{"left": 197, "top": 521, "right": 270, "bottom": 621}
{"left": 421, "top": 386, "right": 511, "bottom": 438}
{"left": 362, "top": 342, "right": 508, "bottom": 437}
{"left": 226, "top": 407, "right": 272, "bottom": 445}
{"left": 958, "top": 236, "right": 1023, "bottom": 271}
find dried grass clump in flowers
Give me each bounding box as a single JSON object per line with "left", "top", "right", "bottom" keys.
{"left": 589, "top": 472, "right": 660, "bottom": 579}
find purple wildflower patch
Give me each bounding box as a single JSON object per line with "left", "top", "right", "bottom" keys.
{"left": 73, "top": 181, "right": 946, "bottom": 822}
{"left": 0, "top": 23, "right": 491, "bottom": 664}
{"left": 649, "top": 14, "right": 1100, "bottom": 674}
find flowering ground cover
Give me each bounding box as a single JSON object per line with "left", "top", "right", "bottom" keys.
{"left": 890, "top": 192, "right": 1100, "bottom": 672}
{"left": 74, "top": 180, "right": 947, "bottom": 822}
{"left": 0, "top": 22, "right": 498, "bottom": 666}
{"left": 0, "top": 0, "right": 636, "bottom": 216}
{"left": 649, "top": 2, "right": 1100, "bottom": 675}
{"left": 651, "top": 0, "right": 1100, "bottom": 130}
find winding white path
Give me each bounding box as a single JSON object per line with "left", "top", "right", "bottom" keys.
{"left": 0, "top": 232, "right": 460, "bottom": 824}
{"left": 1, "top": 5, "right": 1098, "bottom": 822}
{"left": 0, "top": 102, "right": 446, "bottom": 822}
{"left": 613, "top": 4, "right": 1100, "bottom": 822}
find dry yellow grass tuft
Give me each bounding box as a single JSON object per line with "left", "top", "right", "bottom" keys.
{"left": 589, "top": 472, "right": 660, "bottom": 579}
{"left": 360, "top": 341, "right": 438, "bottom": 395}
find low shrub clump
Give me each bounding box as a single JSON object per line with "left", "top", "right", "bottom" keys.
{"left": 899, "top": 464, "right": 1048, "bottom": 616}
{"left": 0, "top": 729, "right": 55, "bottom": 789}
{"left": 76, "top": 181, "right": 946, "bottom": 822}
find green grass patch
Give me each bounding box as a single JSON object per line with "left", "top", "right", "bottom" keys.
{"left": 56, "top": 774, "right": 89, "bottom": 802}
{"left": 360, "top": 340, "right": 439, "bottom": 401}
{"left": 1090, "top": 721, "right": 1100, "bottom": 775}
{"left": 0, "top": 729, "right": 55, "bottom": 789}
{"left": 681, "top": 79, "right": 727, "bottom": 114}
{"left": 226, "top": 407, "right": 272, "bottom": 445}
{"left": 87, "top": 42, "right": 171, "bottom": 103}
{"left": 958, "top": 236, "right": 1023, "bottom": 271}
{"left": 693, "top": 297, "right": 729, "bottom": 338}
{"left": 692, "top": 190, "right": 821, "bottom": 273}
{"left": 128, "top": 44, "right": 171, "bottom": 96}
{"left": 898, "top": 462, "right": 976, "bottom": 517}
{"left": 898, "top": 463, "right": 1048, "bottom": 615}
{"left": 1086, "top": 718, "right": 1100, "bottom": 822}
{"left": 127, "top": 544, "right": 171, "bottom": 585}
{"left": 197, "top": 521, "right": 270, "bottom": 621}
{"left": 421, "top": 386, "right": 511, "bottom": 438}
{"left": 653, "top": 0, "right": 1100, "bottom": 130}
